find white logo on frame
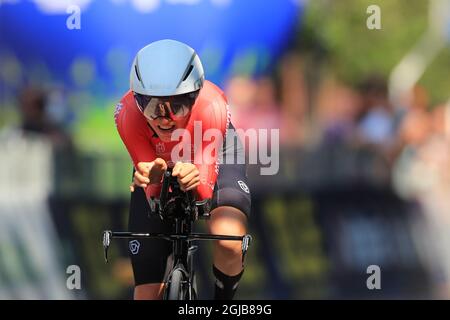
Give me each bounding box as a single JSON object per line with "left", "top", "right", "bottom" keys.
{"left": 129, "top": 240, "right": 140, "bottom": 255}
{"left": 237, "top": 180, "right": 250, "bottom": 194}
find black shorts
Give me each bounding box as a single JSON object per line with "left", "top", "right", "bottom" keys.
{"left": 128, "top": 161, "right": 251, "bottom": 286}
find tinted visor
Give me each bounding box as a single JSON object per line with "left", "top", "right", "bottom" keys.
{"left": 134, "top": 91, "right": 199, "bottom": 120}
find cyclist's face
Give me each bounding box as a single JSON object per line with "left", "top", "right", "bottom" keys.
{"left": 134, "top": 91, "right": 198, "bottom": 141}
{"left": 147, "top": 114, "right": 190, "bottom": 142}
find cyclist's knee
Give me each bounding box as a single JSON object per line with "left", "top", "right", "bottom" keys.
{"left": 134, "top": 283, "right": 165, "bottom": 300}
{"left": 209, "top": 206, "right": 246, "bottom": 259}
{"left": 215, "top": 238, "right": 242, "bottom": 259}
{"left": 209, "top": 206, "right": 247, "bottom": 228}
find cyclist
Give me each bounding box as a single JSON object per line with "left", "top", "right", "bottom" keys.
{"left": 114, "top": 39, "right": 251, "bottom": 300}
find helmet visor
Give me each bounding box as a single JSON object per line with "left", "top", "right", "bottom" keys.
{"left": 134, "top": 91, "right": 199, "bottom": 120}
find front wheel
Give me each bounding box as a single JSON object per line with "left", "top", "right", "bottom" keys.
{"left": 167, "top": 268, "right": 186, "bottom": 300}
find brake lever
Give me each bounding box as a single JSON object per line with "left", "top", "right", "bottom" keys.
{"left": 102, "top": 230, "right": 112, "bottom": 263}
{"left": 241, "top": 234, "right": 252, "bottom": 267}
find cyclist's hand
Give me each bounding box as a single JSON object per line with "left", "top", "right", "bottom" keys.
{"left": 130, "top": 158, "right": 167, "bottom": 192}
{"left": 172, "top": 162, "right": 200, "bottom": 192}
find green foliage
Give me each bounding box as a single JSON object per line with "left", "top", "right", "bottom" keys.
{"left": 72, "top": 99, "right": 125, "bottom": 153}
{"left": 419, "top": 47, "right": 450, "bottom": 105}
{"left": 71, "top": 205, "right": 130, "bottom": 299}
{"left": 0, "top": 109, "right": 18, "bottom": 129}
{"left": 299, "top": 0, "right": 449, "bottom": 103}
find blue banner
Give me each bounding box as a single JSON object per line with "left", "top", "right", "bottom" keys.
{"left": 0, "top": 0, "right": 304, "bottom": 96}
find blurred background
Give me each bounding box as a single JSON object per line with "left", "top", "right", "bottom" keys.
{"left": 0, "top": 0, "right": 449, "bottom": 299}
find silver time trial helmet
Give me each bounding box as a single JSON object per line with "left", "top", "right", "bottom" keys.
{"left": 130, "top": 39, "right": 204, "bottom": 97}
